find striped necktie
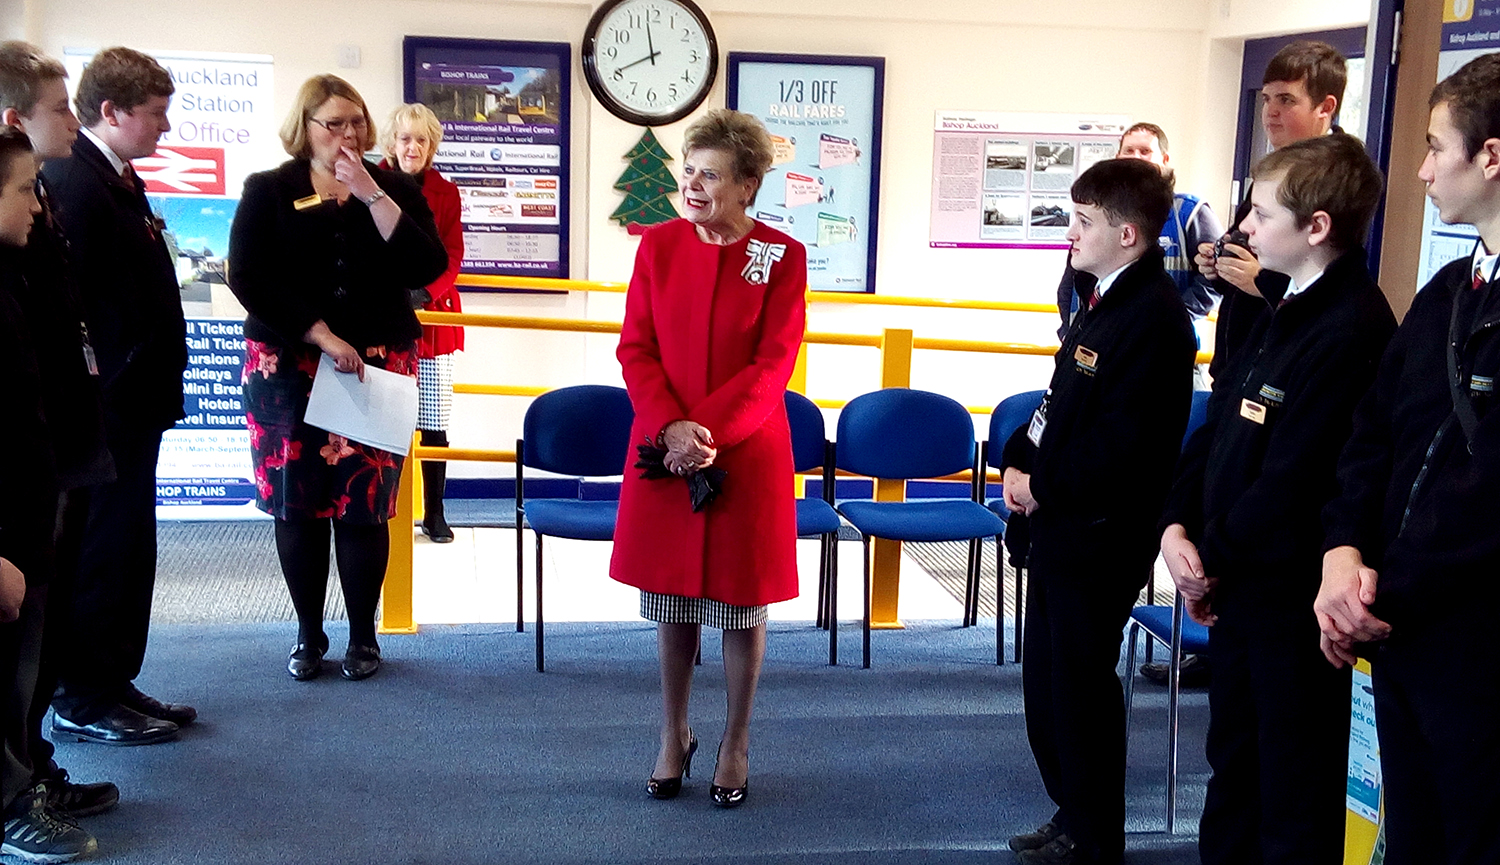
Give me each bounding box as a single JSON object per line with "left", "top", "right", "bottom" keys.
{"left": 1475, "top": 263, "right": 1487, "bottom": 292}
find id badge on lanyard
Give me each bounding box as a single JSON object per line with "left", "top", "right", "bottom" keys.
{"left": 80, "top": 322, "right": 99, "bottom": 376}
{"left": 1027, "top": 392, "right": 1051, "bottom": 447}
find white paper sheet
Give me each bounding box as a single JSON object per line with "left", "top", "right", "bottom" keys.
{"left": 304, "top": 354, "right": 418, "bottom": 456}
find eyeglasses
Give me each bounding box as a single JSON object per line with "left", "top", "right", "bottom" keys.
{"left": 308, "top": 115, "right": 368, "bottom": 135}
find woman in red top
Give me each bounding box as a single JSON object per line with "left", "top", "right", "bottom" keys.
{"left": 612, "top": 109, "right": 807, "bottom": 808}
{"left": 382, "top": 103, "right": 465, "bottom": 542}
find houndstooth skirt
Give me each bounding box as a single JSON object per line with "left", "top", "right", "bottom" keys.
{"left": 640, "top": 591, "right": 768, "bottom": 630}
{"left": 417, "top": 355, "right": 454, "bottom": 431}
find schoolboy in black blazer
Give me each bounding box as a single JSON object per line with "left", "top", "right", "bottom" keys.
{"left": 1160, "top": 134, "right": 1395, "bottom": 865}
{"left": 1001, "top": 159, "right": 1196, "bottom": 865}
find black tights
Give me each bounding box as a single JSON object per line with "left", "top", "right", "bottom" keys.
{"left": 274, "top": 518, "right": 389, "bottom": 649}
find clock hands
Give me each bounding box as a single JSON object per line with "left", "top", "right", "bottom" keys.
{"left": 645, "top": 21, "right": 657, "bottom": 65}
{"left": 617, "top": 47, "right": 662, "bottom": 72}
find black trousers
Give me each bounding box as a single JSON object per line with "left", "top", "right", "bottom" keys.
{"left": 27, "top": 489, "right": 89, "bottom": 780}
{"left": 52, "top": 428, "right": 163, "bottom": 723}
{"left": 1, "top": 582, "right": 46, "bottom": 811}
{"left": 1371, "top": 617, "right": 1500, "bottom": 865}
{"left": 1198, "top": 581, "right": 1350, "bottom": 865}
{"left": 1022, "top": 527, "right": 1147, "bottom": 865}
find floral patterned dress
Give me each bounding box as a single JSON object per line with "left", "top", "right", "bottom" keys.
{"left": 244, "top": 339, "right": 417, "bottom": 524}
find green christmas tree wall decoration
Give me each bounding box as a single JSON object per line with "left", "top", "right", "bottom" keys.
{"left": 611, "top": 128, "right": 679, "bottom": 235}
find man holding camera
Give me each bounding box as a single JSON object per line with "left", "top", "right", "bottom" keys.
{"left": 1196, "top": 40, "right": 1348, "bottom": 380}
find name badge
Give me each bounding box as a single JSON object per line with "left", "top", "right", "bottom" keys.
{"left": 1026, "top": 396, "right": 1050, "bottom": 447}
{"left": 1239, "top": 398, "right": 1267, "bottom": 424}
{"left": 1074, "top": 345, "right": 1099, "bottom": 376}
{"left": 293, "top": 193, "right": 325, "bottom": 211}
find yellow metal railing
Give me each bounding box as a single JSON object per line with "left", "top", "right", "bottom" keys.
{"left": 381, "top": 285, "right": 1211, "bottom": 633}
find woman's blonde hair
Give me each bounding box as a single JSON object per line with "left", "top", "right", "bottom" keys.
{"left": 279, "top": 74, "right": 377, "bottom": 159}
{"left": 382, "top": 103, "right": 444, "bottom": 171}
{"left": 682, "top": 109, "right": 774, "bottom": 204}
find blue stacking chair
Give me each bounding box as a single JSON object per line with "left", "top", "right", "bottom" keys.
{"left": 784, "top": 392, "right": 843, "bottom": 665}
{"left": 1122, "top": 387, "right": 1212, "bottom": 832}
{"left": 515, "top": 385, "right": 635, "bottom": 672}
{"left": 835, "top": 389, "right": 1007, "bottom": 668}
{"left": 983, "top": 389, "right": 1047, "bottom": 666}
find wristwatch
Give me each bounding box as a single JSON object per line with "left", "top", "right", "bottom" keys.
{"left": 361, "top": 188, "right": 388, "bottom": 207}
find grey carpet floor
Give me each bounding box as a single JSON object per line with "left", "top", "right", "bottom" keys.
{"left": 60, "top": 620, "right": 1207, "bottom": 864}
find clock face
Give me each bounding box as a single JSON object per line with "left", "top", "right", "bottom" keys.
{"left": 583, "top": 0, "right": 718, "bottom": 126}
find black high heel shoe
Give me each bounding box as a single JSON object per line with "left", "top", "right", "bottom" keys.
{"left": 709, "top": 741, "right": 748, "bottom": 809}
{"left": 647, "top": 730, "right": 698, "bottom": 800}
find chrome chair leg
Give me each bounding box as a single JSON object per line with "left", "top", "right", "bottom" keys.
{"left": 534, "top": 533, "right": 545, "bottom": 672}
{"left": 1123, "top": 621, "right": 1140, "bottom": 754}
{"left": 827, "top": 531, "right": 839, "bottom": 666}
{"left": 1014, "top": 565, "right": 1025, "bottom": 663}
{"left": 861, "top": 534, "right": 872, "bottom": 669}
{"left": 995, "top": 535, "right": 1005, "bottom": 666}
{"left": 1166, "top": 597, "right": 1186, "bottom": 834}
{"left": 822, "top": 533, "right": 834, "bottom": 626}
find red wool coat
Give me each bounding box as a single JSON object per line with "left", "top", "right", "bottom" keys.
{"left": 380, "top": 162, "right": 465, "bottom": 357}
{"left": 610, "top": 218, "right": 808, "bottom": 607}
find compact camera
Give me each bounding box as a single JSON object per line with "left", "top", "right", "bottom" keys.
{"left": 1213, "top": 229, "right": 1251, "bottom": 261}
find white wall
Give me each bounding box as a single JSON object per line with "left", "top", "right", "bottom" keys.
{"left": 18, "top": 0, "right": 1369, "bottom": 479}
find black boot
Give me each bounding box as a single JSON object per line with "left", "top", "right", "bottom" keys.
{"left": 420, "top": 429, "right": 454, "bottom": 543}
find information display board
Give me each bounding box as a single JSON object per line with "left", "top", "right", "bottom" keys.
{"left": 726, "top": 53, "right": 884, "bottom": 293}
{"left": 929, "top": 111, "right": 1129, "bottom": 250}
{"left": 404, "top": 36, "right": 571, "bottom": 280}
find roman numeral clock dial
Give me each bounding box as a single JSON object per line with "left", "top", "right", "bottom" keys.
{"left": 583, "top": 0, "right": 719, "bottom": 126}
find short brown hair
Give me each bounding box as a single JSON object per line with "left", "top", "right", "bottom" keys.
{"left": 1429, "top": 52, "right": 1500, "bottom": 160}
{"left": 279, "top": 75, "right": 377, "bottom": 159}
{"left": 1071, "top": 158, "right": 1175, "bottom": 241}
{"left": 0, "top": 41, "right": 67, "bottom": 116}
{"left": 381, "top": 103, "right": 443, "bottom": 170}
{"left": 1121, "top": 122, "right": 1169, "bottom": 154}
{"left": 1264, "top": 40, "right": 1346, "bottom": 110}
{"left": 74, "top": 47, "right": 173, "bottom": 127}
{"left": 0, "top": 125, "right": 34, "bottom": 187}
{"left": 1252, "top": 133, "right": 1382, "bottom": 252}
{"left": 683, "top": 109, "right": 774, "bottom": 203}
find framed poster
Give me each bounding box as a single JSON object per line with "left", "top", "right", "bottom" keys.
{"left": 929, "top": 111, "right": 1130, "bottom": 250}
{"left": 403, "top": 36, "right": 571, "bottom": 280}
{"left": 727, "top": 52, "right": 884, "bottom": 293}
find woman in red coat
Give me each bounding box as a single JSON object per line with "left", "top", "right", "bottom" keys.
{"left": 612, "top": 109, "right": 807, "bottom": 809}
{"left": 382, "top": 103, "right": 465, "bottom": 542}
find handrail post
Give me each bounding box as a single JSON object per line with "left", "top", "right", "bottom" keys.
{"left": 380, "top": 433, "right": 420, "bottom": 634}
{"left": 870, "top": 328, "right": 913, "bottom": 630}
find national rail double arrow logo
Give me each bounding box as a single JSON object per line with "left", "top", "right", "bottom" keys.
{"left": 133, "top": 146, "right": 226, "bottom": 195}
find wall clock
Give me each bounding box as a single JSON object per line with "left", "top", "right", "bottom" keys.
{"left": 582, "top": 0, "right": 719, "bottom": 126}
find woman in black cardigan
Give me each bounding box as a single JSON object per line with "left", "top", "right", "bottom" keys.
{"left": 228, "top": 75, "right": 447, "bottom": 681}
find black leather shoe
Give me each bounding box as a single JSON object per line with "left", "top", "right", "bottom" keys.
{"left": 647, "top": 730, "right": 698, "bottom": 800}
{"left": 708, "top": 741, "right": 748, "bottom": 809}
{"left": 121, "top": 683, "right": 197, "bottom": 726}
{"left": 1016, "top": 833, "right": 1081, "bottom": 865}
{"left": 51, "top": 704, "right": 177, "bottom": 746}
{"left": 342, "top": 644, "right": 381, "bottom": 681}
{"left": 420, "top": 513, "right": 455, "bottom": 543}
{"left": 1009, "top": 821, "right": 1063, "bottom": 852}
{"left": 288, "top": 642, "right": 326, "bottom": 681}
{"left": 1140, "top": 653, "right": 1211, "bottom": 687}
{"left": 43, "top": 769, "right": 120, "bottom": 817}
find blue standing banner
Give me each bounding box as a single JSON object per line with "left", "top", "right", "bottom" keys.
{"left": 727, "top": 53, "right": 884, "bottom": 293}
